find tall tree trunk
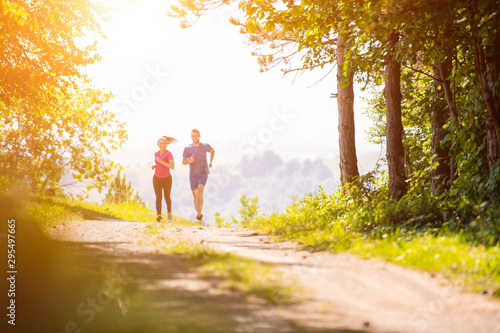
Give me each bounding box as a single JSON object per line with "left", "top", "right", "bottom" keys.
{"left": 486, "top": 118, "right": 500, "bottom": 171}
{"left": 384, "top": 31, "right": 406, "bottom": 199}
{"left": 435, "top": 57, "right": 457, "bottom": 183}
{"left": 437, "top": 57, "right": 459, "bottom": 127}
{"left": 469, "top": 0, "right": 500, "bottom": 164}
{"left": 484, "top": 34, "right": 500, "bottom": 170}
{"left": 431, "top": 67, "right": 451, "bottom": 195}
{"left": 473, "top": 40, "right": 500, "bottom": 161}
{"left": 337, "top": 34, "right": 359, "bottom": 185}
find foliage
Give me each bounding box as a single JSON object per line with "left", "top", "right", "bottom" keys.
{"left": 429, "top": 66, "right": 500, "bottom": 245}
{"left": 214, "top": 211, "right": 235, "bottom": 227}
{"left": 1, "top": 0, "right": 126, "bottom": 195}
{"left": 0, "top": 86, "right": 127, "bottom": 195}
{"left": 238, "top": 194, "right": 259, "bottom": 225}
{"left": 0, "top": 0, "right": 106, "bottom": 102}
{"left": 170, "top": 1, "right": 500, "bottom": 300}
{"left": 442, "top": 163, "right": 500, "bottom": 246}
{"left": 214, "top": 194, "right": 259, "bottom": 227}
{"left": 104, "top": 170, "right": 145, "bottom": 206}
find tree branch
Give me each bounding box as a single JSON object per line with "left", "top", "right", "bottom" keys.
{"left": 403, "top": 64, "right": 442, "bottom": 82}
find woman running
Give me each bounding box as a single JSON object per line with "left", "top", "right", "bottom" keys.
{"left": 152, "top": 136, "right": 177, "bottom": 222}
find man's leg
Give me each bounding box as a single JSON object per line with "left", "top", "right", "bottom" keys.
{"left": 190, "top": 176, "right": 198, "bottom": 218}
{"left": 196, "top": 184, "right": 205, "bottom": 216}
{"left": 191, "top": 189, "right": 198, "bottom": 214}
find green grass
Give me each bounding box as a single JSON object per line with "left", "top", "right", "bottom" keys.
{"left": 25, "top": 196, "right": 85, "bottom": 228}
{"left": 25, "top": 195, "right": 198, "bottom": 228}
{"left": 350, "top": 229, "right": 500, "bottom": 296}
{"left": 157, "top": 241, "right": 299, "bottom": 305}
{"left": 244, "top": 212, "right": 358, "bottom": 252}
{"left": 243, "top": 212, "right": 500, "bottom": 299}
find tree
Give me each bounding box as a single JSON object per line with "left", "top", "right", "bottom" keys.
{"left": 384, "top": 31, "right": 407, "bottom": 199}
{"left": 466, "top": 0, "right": 500, "bottom": 166}
{"left": 0, "top": 86, "right": 127, "bottom": 194}
{"left": 392, "top": 0, "right": 500, "bottom": 170}
{"left": 0, "top": 0, "right": 125, "bottom": 195}
{"left": 0, "top": 0, "right": 105, "bottom": 103}
{"left": 344, "top": 0, "right": 499, "bottom": 195}
{"left": 337, "top": 34, "right": 359, "bottom": 185}
{"left": 431, "top": 75, "right": 452, "bottom": 195}
{"left": 238, "top": 1, "right": 362, "bottom": 186}
{"left": 326, "top": 0, "right": 409, "bottom": 198}
{"left": 104, "top": 170, "right": 144, "bottom": 206}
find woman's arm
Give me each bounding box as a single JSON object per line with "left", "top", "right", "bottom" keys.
{"left": 156, "top": 156, "right": 175, "bottom": 169}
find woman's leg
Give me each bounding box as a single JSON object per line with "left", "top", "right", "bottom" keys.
{"left": 163, "top": 175, "right": 172, "bottom": 213}
{"left": 152, "top": 176, "right": 163, "bottom": 215}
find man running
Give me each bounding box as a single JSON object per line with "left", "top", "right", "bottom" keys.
{"left": 182, "top": 129, "right": 215, "bottom": 222}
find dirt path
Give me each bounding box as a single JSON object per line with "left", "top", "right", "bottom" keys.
{"left": 47, "top": 219, "right": 500, "bottom": 333}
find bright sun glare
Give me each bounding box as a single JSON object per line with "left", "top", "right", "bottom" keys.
{"left": 86, "top": 0, "right": 377, "bottom": 167}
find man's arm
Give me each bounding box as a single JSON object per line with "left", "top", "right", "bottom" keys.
{"left": 182, "top": 147, "right": 191, "bottom": 165}
{"left": 209, "top": 148, "right": 215, "bottom": 168}
{"left": 183, "top": 156, "right": 194, "bottom": 165}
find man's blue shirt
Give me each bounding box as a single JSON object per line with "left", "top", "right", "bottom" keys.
{"left": 183, "top": 143, "right": 212, "bottom": 178}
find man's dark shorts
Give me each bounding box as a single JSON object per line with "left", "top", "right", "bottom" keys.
{"left": 190, "top": 173, "right": 208, "bottom": 191}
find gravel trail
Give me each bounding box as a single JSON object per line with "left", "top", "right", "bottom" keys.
{"left": 47, "top": 219, "right": 500, "bottom": 333}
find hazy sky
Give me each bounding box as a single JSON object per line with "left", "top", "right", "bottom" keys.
{"left": 85, "top": 0, "right": 379, "bottom": 167}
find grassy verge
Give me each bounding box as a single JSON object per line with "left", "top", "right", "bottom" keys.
{"left": 350, "top": 230, "right": 500, "bottom": 296}
{"left": 25, "top": 195, "right": 197, "bottom": 228}
{"left": 243, "top": 212, "right": 500, "bottom": 298}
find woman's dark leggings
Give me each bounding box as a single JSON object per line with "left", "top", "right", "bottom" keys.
{"left": 153, "top": 175, "right": 172, "bottom": 214}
